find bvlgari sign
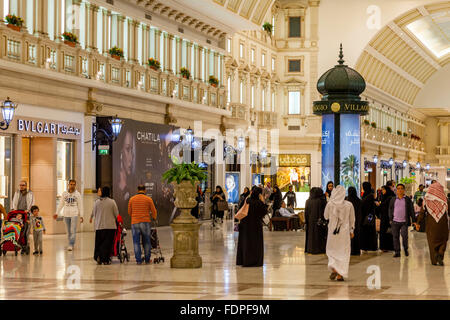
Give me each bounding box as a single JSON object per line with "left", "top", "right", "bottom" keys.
{"left": 9, "top": 116, "right": 82, "bottom": 139}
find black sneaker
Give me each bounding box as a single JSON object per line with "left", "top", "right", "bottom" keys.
{"left": 437, "top": 255, "right": 444, "bottom": 266}
{"left": 39, "top": 251, "right": 43, "bottom": 255}
{"left": 33, "top": 251, "right": 38, "bottom": 255}
{"left": 404, "top": 250, "right": 409, "bottom": 257}
{"left": 393, "top": 252, "right": 401, "bottom": 258}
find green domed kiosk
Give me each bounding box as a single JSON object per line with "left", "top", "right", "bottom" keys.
{"left": 313, "top": 44, "right": 369, "bottom": 193}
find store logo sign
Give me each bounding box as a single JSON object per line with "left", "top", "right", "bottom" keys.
{"left": 279, "top": 154, "right": 310, "bottom": 167}
{"left": 17, "top": 119, "right": 81, "bottom": 136}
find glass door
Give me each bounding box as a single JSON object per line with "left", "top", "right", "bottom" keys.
{"left": 56, "top": 140, "right": 74, "bottom": 201}
{"left": 0, "top": 135, "right": 13, "bottom": 211}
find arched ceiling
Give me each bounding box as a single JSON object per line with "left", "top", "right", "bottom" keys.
{"left": 211, "top": 0, "right": 274, "bottom": 25}
{"left": 355, "top": 1, "right": 450, "bottom": 109}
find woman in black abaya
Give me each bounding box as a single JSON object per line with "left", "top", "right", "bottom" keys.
{"left": 360, "top": 182, "right": 378, "bottom": 252}
{"left": 304, "top": 187, "right": 327, "bottom": 254}
{"left": 346, "top": 186, "right": 362, "bottom": 256}
{"left": 236, "top": 187, "right": 267, "bottom": 267}
{"left": 378, "top": 186, "right": 394, "bottom": 252}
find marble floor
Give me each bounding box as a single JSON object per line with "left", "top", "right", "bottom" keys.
{"left": 0, "top": 219, "right": 449, "bottom": 300}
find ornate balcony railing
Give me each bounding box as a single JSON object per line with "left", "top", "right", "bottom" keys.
{"left": 258, "top": 111, "right": 277, "bottom": 127}
{"left": 0, "top": 26, "right": 226, "bottom": 110}
{"left": 361, "top": 125, "right": 425, "bottom": 152}
{"left": 436, "top": 146, "right": 450, "bottom": 156}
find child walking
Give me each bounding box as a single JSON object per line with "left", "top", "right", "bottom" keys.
{"left": 30, "top": 205, "right": 46, "bottom": 255}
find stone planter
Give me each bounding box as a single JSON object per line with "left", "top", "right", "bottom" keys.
{"left": 170, "top": 180, "right": 202, "bottom": 268}
{"left": 64, "top": 40, "right": 76, "bottom": 47}
{"left": 7, "top": 24, "right": 21, "bottom": 32}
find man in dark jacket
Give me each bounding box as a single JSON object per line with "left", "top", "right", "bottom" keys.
{"left": 388, "top": 183, "right": 416, "bottom": 258}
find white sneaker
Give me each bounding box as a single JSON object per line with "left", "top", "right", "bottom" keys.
{"left": 67, "top": 246, "right": 73, "bottom": 251}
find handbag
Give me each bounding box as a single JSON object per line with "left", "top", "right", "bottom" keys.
{"left": 317, "top": 217, "right": 328, "bottom": 229}
{"left": 217, "top": 199, "right": 229, "bottom": 212}
{"left": 363, "top": 213, "right": 375, "bottom": 227}
{"left": 235, "top": 201, "right": 249, "bottom": 220}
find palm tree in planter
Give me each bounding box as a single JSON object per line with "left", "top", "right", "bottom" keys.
{"left": 62, "top": 32, "right": 78, "bottom": 47}
{"left": 162, "top": 160, "right": 207, "bottom": 268}
{"left": 208, "top": 76, "right": 219, "bottom": 87}
{"left": 262, "top": 22, "right": 273, "bottom": 37}
{"left": 5, "top": 14, "right": 24, "bottom": 32}
{"left": 109, "top": 46, "right": 124, "bottom": 60}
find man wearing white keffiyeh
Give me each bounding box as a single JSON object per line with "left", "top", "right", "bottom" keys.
{"left": 324, "top": 185, "right": 355, "bottom": 281}
{"left": 424, "top": 182, "right": 449, "bottom": 266}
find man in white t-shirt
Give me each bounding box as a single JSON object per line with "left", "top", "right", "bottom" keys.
{"left": 53, "top": 180, "right": 83, "bottom": 251}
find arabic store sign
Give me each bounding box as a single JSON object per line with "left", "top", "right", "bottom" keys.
{"left": 13, "top": 117, "right": 81, "bottom": 139}
{"left": 279, "top": 154, "right": 311, "bottom": 167}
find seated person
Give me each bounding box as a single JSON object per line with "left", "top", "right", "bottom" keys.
{"left": 279, "top": 202, "right": 297, "bottom": 217}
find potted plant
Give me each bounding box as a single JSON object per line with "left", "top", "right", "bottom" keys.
{"left": 387, "top": 126, "right": 392, "bottom": 133}
{"left": 371, "top": 122, "right": 376, "bottom": 128}
{"left": 363, "top": 119, "right": 370, "bottom": 125}
{"left": 397, "top": 130, "right": 402, "bottom": 135}
{"left": 147, "top": 58, "right": 160, "bottom": 71}
{"left": 62, "top": 32, "right": 78, "bottom": 47}
{"left": 162, "top": 160, "right": 207, "bottom": 269}
{"left": 109, "top": 46, "right": 124, "bottom": 60}
{"left": 403, "top": 132, "right": 408, "bottom": 137}
{"left": 262, "top": 22, "right": 273, "bottom": 36}
{"left": 5, "top": 14, "right": 24, "bottom": 31}
{"left": 208, "top": 76, "right": 219, "bottom": 87}
{"left": 180, "top": 67, "right": 190, "bottom": 79}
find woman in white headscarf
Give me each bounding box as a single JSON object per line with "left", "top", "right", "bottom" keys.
{"left": 424, "top": 182, "right": 449, "bottom": 266}
{"left": 325, "top": 185, "right": 355, "bottom": 281}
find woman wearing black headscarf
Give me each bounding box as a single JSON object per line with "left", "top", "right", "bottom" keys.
{"left": 360, "top": 182, "right": 378, "bottom": 252}
{"left": 269, "top": 185, "right": 283, "bottom": 213}
{"left": 325, "top": 181, "right": 334, "bottom": 202}
{"left": 378, "top": 185, "right": 395, "bottom": 252}
{"left": 236, "top": 186, "right": 267, "bottom": 267}
{"left": 305, "top": 187, "right": 327, "bottom": 254}
{"left": 238, "top": 187, "right": 250, "bottom": 210}
{"left": 210, "top": 186, "right": 226, "bottom": 223}
{"left": 346, "top": 186, "right": 362, "bottom": 256}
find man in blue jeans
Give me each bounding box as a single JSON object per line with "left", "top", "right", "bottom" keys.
{"left": 388, "top": 183, "right": 416, "bottom": 258}
{"left": 128, "top": 185, "right": 157, "bottom": 264}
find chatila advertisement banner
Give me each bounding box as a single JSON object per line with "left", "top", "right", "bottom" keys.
{"left": 113, "top": 118, "right": 178, "bottom": 228}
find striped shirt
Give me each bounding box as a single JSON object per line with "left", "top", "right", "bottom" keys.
{"left": 127, "top": 192, "right": 157, "bottom": 225}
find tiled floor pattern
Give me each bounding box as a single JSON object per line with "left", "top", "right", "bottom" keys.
{"left": 0, "top": 220, "right": 449, "bottom": 299}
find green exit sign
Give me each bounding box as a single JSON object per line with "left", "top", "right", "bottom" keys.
{"left": 98, "top": 149, "right": 109, "bottom": 155}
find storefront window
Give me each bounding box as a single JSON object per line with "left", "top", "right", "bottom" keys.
{"left": 0, "top": 135, "right": 12, "bottom": 211}
{"left": 56, "top": 140, "right": 74, "bottom": 199}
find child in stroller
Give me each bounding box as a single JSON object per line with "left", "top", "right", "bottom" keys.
{"left": 111, "top": 215, "right": 130, "bottom": 263}
{"left": 1, "top": 210, "right": 31, "bottom": 256}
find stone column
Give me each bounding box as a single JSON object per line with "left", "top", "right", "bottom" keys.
{"left": 34, "top": 0, "right": 48, "bottom": 37}
{"left": 83, "top": 115, "right": 97, "bottom": 233}
{"left": 127, "top": 19, "right": 133, "bottom": 62}
{"left": 154, "top": 29, "right": 161, "bottom": 61}
{"left": 186, "top": 41, "right": 192, "bottom": 76}
{"left": 143, "top": 25, "right": 150, "bottom": 63}
{"left": 166, "top": 34, "right": 173, "bottom": 73}
{"left": 117, "top": 15, "right": 125, "bottom": 49}
{"left": 103, "top": 10, "right": 110, "bottom": 55}
{"left": 86, "top": 4, "right": 98, "bottom": 51}
{"left": 18, "top": 0, "right": 27, "bottom": 32}
{"left": 53, "top": 0, "right": 60, "bottom": 41}
{"left": 72, "top": 0, "right": 82, "bottom": 40}
{"left": 204, "top": 48, "right": 209, "bottom": 82}
{"left": 176, "top": 37, "right": 182, "bottom": 75}
{"left": 213, "top": 52, "right": 219, "bottom": 79}
{"left": 133, "top": 20, "right": 139, "bottom": 63}
{"left": 196, "top": 45, "right": 202, "bottom": 81}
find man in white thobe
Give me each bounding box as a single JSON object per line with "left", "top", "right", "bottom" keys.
{"left": 324, "top": 185, "right": 355, "bottom": 281}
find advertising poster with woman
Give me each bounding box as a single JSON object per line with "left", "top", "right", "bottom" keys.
{"left": 225, "top": 172, "right": 240, "bottom": 204}
{"left": 113, "top": 119, "right": 178, "bottom": 227}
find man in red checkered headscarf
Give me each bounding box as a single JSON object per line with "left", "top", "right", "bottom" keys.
{"left": 424, "top": 181, "right": 449, "bottom": 266}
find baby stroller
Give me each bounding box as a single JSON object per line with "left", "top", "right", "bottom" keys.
{"left": 112, "top": 215, "right": 130, "bottom": 263}
{"left": 150, "top": 219, "right": 164, "bottom": 264}
{"left": 0, "top": 210, "right": 31, "bottom": 256}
